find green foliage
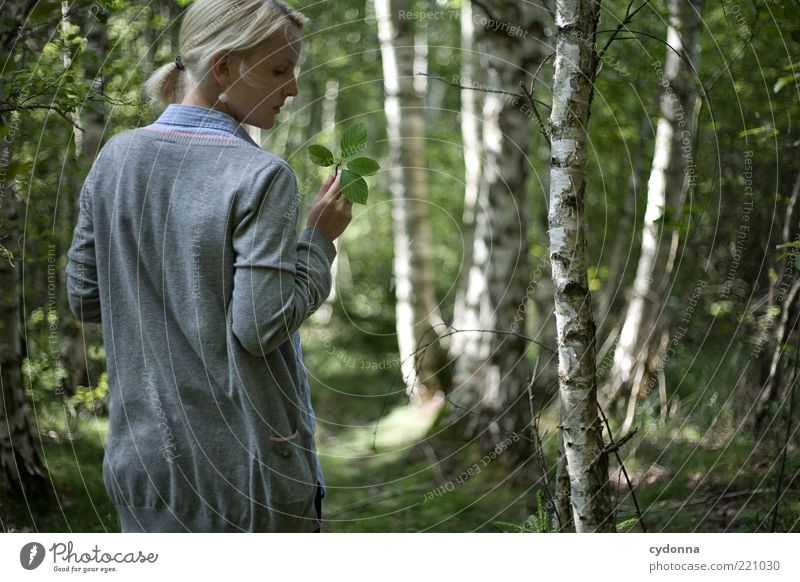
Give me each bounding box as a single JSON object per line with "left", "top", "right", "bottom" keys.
{"left": 307, "top": 122, "right": 380, "bottom": 204}
{"left": 493, "top": 490, "right": 552, "bottom": 532}
{"left": 339, "top": 169, "right": 369, "bottom": 204}
{"left": 308, "top": 144, "right": 334, "bottom": 167}
{"left": 340, "top": 121, "right": 368, "bottom": 157}
{"left": 347, "top": 156, "right": 380, "bottom": 176}
{"left": 616, "top": 517, "right": 639, "bottom": 532}
{"left": 69, "top": 372, "right": 110, "bottom": 415}
{"left": 2, "top": 0, "right": 799, "bottom": 535}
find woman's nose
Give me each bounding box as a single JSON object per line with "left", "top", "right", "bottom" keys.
{"left": 285, "top": 74, "right": 298, "bottom": 97}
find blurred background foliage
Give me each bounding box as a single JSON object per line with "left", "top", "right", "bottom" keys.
{"left": 1, "top": 0, "right": 799, "bottom": 532}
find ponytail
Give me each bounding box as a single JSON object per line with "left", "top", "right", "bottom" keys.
{"left": 143, "top": 61, "right": 186, "bottom": 110}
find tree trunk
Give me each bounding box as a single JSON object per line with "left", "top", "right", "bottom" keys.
{"left": 375, "top": 0, "right": 448, "bottom": 404}
{"left": 0, "top": 109, "right": 49, "bottom": 499}
{"left": 446, "top": 1, "right": 548, "bottom": 447}
{"left": 754, "top": 171, "right": 800, "bottom": 432}
{"left": 59, "top": 5, "right": 109, "bottom": 399}
{"left": 554, "top": 415, "right": 575, "bottom": 532}
{"left": 449, "top": 0, "right": 484, "bottom": 359}
{"left": 601, "top": 0, "right": 704, "bottom": 416}
{"left": 547, "top": 0, "right": 614, "bottom": 532}
{"left": 595, "top": 115, "right": 648, "bottom": 334}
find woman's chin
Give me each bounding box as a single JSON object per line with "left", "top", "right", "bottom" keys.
{"left": 248, "top": 117, "right": 276, "bottom": 131}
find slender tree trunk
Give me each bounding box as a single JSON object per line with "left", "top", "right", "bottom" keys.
{"left": 595, "top": 115, "right": 648, "bottom": 333}
{"left": 601, "top": 0, "right": 704, "bottom": 415}
{"left": 446, "top": 1, "right": 548, "bottom": 446}
{"left": 756, "top": 275, "right": 800, "bottom": 431}
{"left": 449, "top": 0, "right": 484, "bottom": 358}
{"left": 375, "top": 0, "right": 448, "bottom": 404}
{"left": 754, "top": 171, "right": 800, "bottom": 431}
{"left": 547, "top": 0, "right": 614, "bottom": 532}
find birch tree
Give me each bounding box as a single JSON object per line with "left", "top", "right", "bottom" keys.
{"left": 446, "top": 1, "right": 549, "bottom": 444}
{"left": 449, "top": 0, "right": 483, "bottom": 359}
{"left": 601, "top": 0, "right": 704, "bottom": 427}
{"left": 547, "top": 0, "right": 614, "bottom": 532}
{"left": 375, "top": 0, "right": 448, "bottom": 404}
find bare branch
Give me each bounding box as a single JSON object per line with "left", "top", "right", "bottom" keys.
{"left": 0, "top": 103, "right": 85, "bottom": 132}
{"left": 420, "top": 72, "right": 551, "bottom": 110}
{"left": 596, "top": 0, "right": 652, "bottom": 64}
{"left": 598, "top": 406, "right": 646, "bottom": 532}
{"left": 518, "top": 51, "right": 555, "bottom": 145}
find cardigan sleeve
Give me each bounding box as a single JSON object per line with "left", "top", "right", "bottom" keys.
{"left": 66, "top": 160, "right": 102, "bottom": 323}
{"left": 230, "top": 160, "right": 337, "bottom": 356}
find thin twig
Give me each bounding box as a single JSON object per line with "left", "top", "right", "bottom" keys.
{"left": 597, "top": 405, "right": 647, "bottom": 532}
{"left": 596, "top": 0, "right": 651, "bottom": 65}
{"left": 412, "top": 327, "right": 557, "bottom": 360}
{"left": 420, "top": 72, "right": 551, "bottom": 110}
{"left": 620, "top": 488, "right": 796, "bottom": 514}
{"left": 0, "top": 103, "right": 85, "bottom": 132}
{"left": 518, "top": 52, "right": 554, "bottom": 145}
{"left": 525, "top": 355, "right": 559, "bottom": 529}
{"left": 703, "top": 5, "right": 760, "bottom": 93}
{"left": 602, "top": 427, "right": 637, "bottom": 455}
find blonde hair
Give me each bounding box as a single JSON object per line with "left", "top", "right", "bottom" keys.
{"left": 143, "top": 0, "right": 308, "bottom": 108}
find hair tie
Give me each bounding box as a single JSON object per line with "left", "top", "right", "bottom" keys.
{"left": 174, "top": 55, "right": 186, "bottom": 71}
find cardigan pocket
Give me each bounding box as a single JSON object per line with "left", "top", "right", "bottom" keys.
{"left": 266, "top": 428, "right": 317, "bottom": 507}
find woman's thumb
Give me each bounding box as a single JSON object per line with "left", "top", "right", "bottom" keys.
{"left": 323, "top": 172, "right": 336, "bottom": 188}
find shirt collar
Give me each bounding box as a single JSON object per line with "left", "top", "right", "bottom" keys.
{"left": 155, "top": 103, "right": 259, "bottom": 147}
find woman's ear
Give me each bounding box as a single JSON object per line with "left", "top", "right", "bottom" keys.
{"left": 210, "top": 51, "right": 233, "bottom": 87}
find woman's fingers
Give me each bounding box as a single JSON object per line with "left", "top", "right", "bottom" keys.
{"left": 321, "top": 173, "right": 335, "bottom": 191}
{"left": 318, "top": 173, "right": 338, "bottom": 200}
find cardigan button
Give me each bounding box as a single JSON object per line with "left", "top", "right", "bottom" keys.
{"left": 280, "top": 449, "right": 292, "bottom": 459}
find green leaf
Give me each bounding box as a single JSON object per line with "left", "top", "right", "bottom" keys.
{"left": 616, "top": 517, "right": 639, "bottom": 532}
{"left": 340, "top": 122, "right": 367, "bottom": 158}
{"left": 340, "top": 169, "right": 369, "bottom": 204}
{"left": 307, "top": 144, "right": 334, "bottom": 167}
{"left": 84, "top": 99, "right": 105, "bottom": 114}
{"left": 347, "top": 156, "right": 380, "bottom": 176}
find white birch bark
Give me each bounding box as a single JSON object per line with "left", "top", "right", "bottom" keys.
{"left": 376, "top": 0, "right": 447, "bottom": 404}
{"left": 601, "top": 0, "right": 704, "bottom": 414}
{"left": 547, "top": 0, "right": 614, "bottom": 532}
{"left": 449, "top": 0, "right": 483, "bottom": 358}
{"left": 447, "top": 2, "right": 548, "bottom": 444}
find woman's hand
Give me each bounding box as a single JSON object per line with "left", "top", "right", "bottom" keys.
{"left": 306, "top": 171, "right": 353, "bottom": 242}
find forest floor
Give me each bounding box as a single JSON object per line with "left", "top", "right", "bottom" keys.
{"left": 2, "top": 339, "right": 798, "bottom": 533}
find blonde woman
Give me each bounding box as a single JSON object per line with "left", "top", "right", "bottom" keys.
{"left": 66, "top": 0, "right": 350, "bottom": 532}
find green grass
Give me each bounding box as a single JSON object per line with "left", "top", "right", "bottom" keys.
{"left": 0, "top": 408, "right": 118, "bottom": 533}
{"left": 2, "top": 337, "right": 798, "bottom": 533}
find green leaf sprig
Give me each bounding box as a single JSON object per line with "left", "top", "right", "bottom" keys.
{"left": 307, "top": 121, "right": 380, "bottom": 205}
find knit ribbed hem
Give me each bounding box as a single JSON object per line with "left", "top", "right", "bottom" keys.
{"left": 135, "top": 126, "right": 255, "bottom": 147}
{"left": 300, "top": 226, "right": 337, "bottom": 264}
{"left": 116, "top": 501, "right": 320, "bottom": 533}
{"left": 116, "top": 505, "right": 247, "bottom": 533}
